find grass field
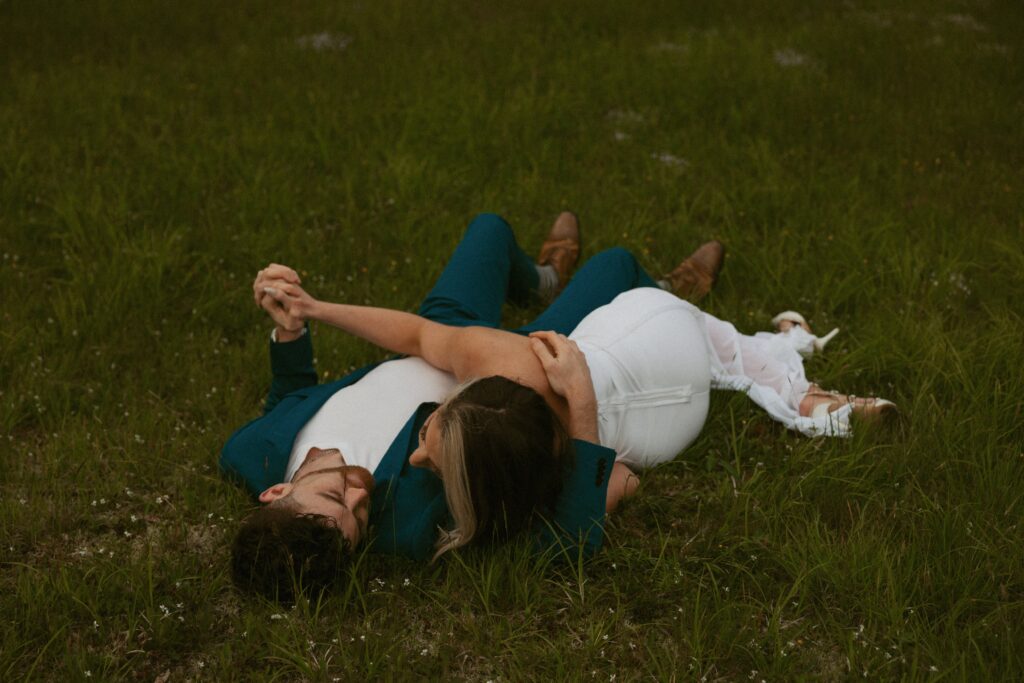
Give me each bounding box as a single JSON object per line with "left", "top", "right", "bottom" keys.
{"left": 2, "top": 0, "right": 1023, "bottom": 679}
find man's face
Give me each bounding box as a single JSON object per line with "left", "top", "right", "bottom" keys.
{"left": 258, "top": 447, "right": 374, "bottom": 546}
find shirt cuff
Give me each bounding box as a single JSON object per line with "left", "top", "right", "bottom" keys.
{"left": 270, "top": 327, "right": 308, "bottom": 343}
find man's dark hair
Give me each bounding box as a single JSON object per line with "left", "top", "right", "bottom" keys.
{"left": 231, "top": 504, "right": 352, "bottom": 602}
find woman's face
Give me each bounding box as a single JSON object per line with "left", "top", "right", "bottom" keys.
{"left": 409, "top": 410, "right": 443, "bottom": 475}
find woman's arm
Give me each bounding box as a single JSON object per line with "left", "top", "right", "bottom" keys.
{"left": 260, "top": 278, "right": 540, "bottom": 383}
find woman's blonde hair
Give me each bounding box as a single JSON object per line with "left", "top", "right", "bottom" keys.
{"left": 432, "top": 376, "right": 572, "bottom": 559}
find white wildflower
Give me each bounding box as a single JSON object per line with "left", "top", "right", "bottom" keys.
{"left": 773, "top": 48, "right": 809, "bottom": 66}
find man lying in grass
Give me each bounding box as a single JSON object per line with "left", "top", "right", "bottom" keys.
{"left": 223, "top": 212, "right": 721, "bottom": 601}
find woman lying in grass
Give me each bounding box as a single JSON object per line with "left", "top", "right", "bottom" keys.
{"left": 259, "top": 255, "right": 896, "bottom": 558}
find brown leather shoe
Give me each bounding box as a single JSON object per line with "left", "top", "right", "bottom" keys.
{"left": 537, "top": 211, "right": 581, "bottom": 293}
{"left": 663, "top": 239, "right": 725, "bottom": 302}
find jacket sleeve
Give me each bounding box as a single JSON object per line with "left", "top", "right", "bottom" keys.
{"left": 264, "top": 327, "right": 318, "bottom": 414}
{"left": 534, "top": 439, "right": 616, "bottom": 560}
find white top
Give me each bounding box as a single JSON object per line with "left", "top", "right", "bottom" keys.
{"left": 569, "top": 288, "right": 712, "bottom": 469}
{"left": 285, "top": 357, "right": 458, "bottom": 482}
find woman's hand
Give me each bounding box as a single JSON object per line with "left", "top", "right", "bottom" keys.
{"left": 261, "top": 280, "right": 321, "bottom": 333}
{"left": 253, "top": 264, "right": 301, "bottom": 308}
{"left": 528, "top": 331, "right": 594, "bottom": 402}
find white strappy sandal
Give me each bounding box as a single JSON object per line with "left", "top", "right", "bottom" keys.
{"left": 771, "top": 310, "right": 840, "bottom": 358}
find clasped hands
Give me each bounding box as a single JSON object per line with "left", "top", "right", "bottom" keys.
{"left": 252, "top": 264, "right": 319, "bottom": 338}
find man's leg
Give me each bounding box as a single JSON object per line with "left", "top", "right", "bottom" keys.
{"left": 517, "top": 247, "right": 658, "bottom": 335}
{"left": 417, "top": 213, "right": 539, "bottom": 328}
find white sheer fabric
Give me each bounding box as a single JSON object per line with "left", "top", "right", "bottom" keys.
{"left": 702, "top": 315, "right": 851, "bottom": 438}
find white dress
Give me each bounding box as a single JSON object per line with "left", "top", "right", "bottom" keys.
{"left": 569, "top": 289, "right": 850, "bottom": 470}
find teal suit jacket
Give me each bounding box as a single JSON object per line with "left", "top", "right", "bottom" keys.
{"left": 221, "top": 330, "right": 613, "bottom": 561}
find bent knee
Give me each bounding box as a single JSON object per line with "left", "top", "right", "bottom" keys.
{"left": 592, "top": 246, "right": 641, "bottom": 272}
{"left": 465, "top": 213, "right": 514, "bottom": 243}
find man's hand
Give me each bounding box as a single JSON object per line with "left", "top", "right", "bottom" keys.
{"left": 253, "top": 264, "right": 301, "bottom": 308}
{"left": 261, "top": 280, "right": 320, "bottom": 333}
{"left": 606, "top": 462, "right": 640, "bottom": 513}
{"left": 529, "top": 331, "right": 599, "bottom": 442}
{"left": 252, "top": 264, "right": 313, "bottom": 340}
{"left": 528, "top": 331, "right": 595, "bottom": 402}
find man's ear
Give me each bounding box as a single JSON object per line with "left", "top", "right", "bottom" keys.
{"left": 258, "top": 483, "right": 292, "bottom": 503}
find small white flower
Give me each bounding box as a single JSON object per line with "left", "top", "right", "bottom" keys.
{"left": 773, "top": 48, "right": 809, "bottom": 67}
{"left": 651, "top": 152, "right": 689, "bottom": 168}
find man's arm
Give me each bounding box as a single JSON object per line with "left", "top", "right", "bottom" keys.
{"left": 252, "top": 265, "right": 319, "bottom": 413}
{"left": 528, "top": 330, "right": 639, "bottom": 513}
{"left": 263, "top": 326, "right": 317, "bottom": 414}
